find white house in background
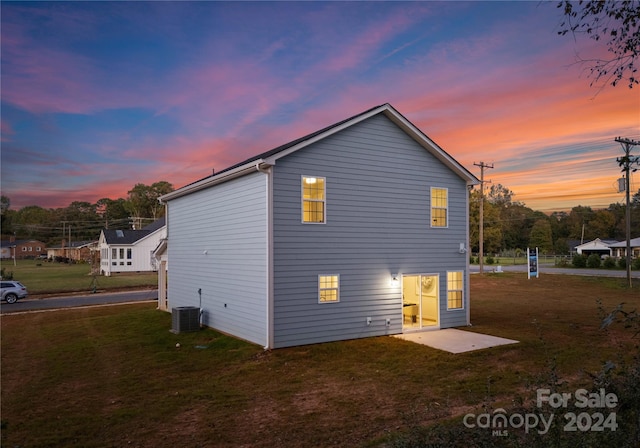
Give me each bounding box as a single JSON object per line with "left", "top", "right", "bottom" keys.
{"left": 160, "top": 103, "right": 479, "bottom": 349}
{"left": 99, "top": 218, "right": 166, "bottom": 276}
{"left": 575, "top": 238, "right": 618, "bottom": 257}
{"left": 609, "top": 237, "right": 640, "bottom": 259}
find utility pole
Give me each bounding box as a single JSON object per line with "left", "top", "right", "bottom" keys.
{"left": 616, "top": 137, "right": 639, "bottom": 288}
{"left": 474, "top": 162, "right": 494, "bottom": 274}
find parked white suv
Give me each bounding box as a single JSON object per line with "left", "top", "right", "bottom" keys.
{"left": 1, "top": 281, "right": 28, "bottom": 304}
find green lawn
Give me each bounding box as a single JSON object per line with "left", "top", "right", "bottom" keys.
{"left": 0, "top": 259, "right": 157, "bottom": 295}
{"left": 2, "top": 273, "right": 639, "bottom": 447}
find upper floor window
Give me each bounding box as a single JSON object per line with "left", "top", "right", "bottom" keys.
{"left": 431, "top": 187, "right": 448, "bottom": 228}
{"left": 302, "top": 176, "right": 326, "bottom": 223}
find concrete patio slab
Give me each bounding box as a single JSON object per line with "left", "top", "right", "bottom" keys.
{"left": 394, "top": 328, "right": 519, "bottom": 353}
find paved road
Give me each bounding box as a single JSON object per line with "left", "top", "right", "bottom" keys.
{"left": 470, "top": 264, "right": 640, "bottom": 278}
{"left": 0, "top": 289, "right": 158, "bottom": 314}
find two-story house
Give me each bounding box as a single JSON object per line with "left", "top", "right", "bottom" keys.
{"left": 98, "top": 218, "right": 166, "bottom": 276}
{"left": 160, "top": 104, "right": 479, "bottom": 348}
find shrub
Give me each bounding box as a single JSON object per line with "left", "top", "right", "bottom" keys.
{"left": 485, "top": 256, "right": 495, "bottom": 265}
{"left": 0, "top": 267, "right": 13, "bottom": 280}
{"left": 469, "top": 256, "right": 476, "bottom": 264}
{"left": 572, "top": 254, "right": 587, "bottom": 268}
{"left": 618, "top": 257, "right": 627, "bottom": 270}
{"left": 587, "top": 253, "right": 602, "bottom": 268}
{"left": 603, "top": 257, "right": 617, "bottom": 269}
{"left": 633, "top": 258, "right": 640, "bottom": 270}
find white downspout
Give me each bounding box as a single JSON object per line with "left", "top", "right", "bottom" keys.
{"left": 256, "top": 162, "right": 274, "bottom": 349}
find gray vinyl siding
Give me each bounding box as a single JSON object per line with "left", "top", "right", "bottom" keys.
{"left": 271, "top": 114, "right": 469, "bottom": 348}
{"left": 166, "top": 171, "right": 268, "bottom": 347}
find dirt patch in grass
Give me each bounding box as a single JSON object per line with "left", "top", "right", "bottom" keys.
{"left": 1, "top": 274, "right": 638, "bottom": 447}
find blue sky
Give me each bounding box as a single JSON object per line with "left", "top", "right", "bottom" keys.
{"left": 1, "top": 1, "right": 638, "bottom": 212}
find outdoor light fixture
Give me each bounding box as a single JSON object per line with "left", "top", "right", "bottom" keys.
{"left": 391, "top": 274, "right": 399, "bottom": 287}
{"left": 459, "top": 243, "right": 467, "bottom": 254}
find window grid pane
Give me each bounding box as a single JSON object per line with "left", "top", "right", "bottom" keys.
{"left": 302, "top": 177, "right": 326, "bottom": 223}
{"left": 447, "top": 271, "right": 463, "bottom": 309}
{"left": 431, "top": 188, "right": 448, "bottom": 227}
{"left": 319, "top": 275, "right": 339, "bottom": 303}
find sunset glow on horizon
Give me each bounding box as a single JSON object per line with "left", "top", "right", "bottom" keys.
{"left": 1, "top": 1, "right": 639, "bottom": 214}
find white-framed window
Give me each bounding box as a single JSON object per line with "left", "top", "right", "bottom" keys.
{"left": 302, "top": 176, "right": 326, "bottom": 223}
{"left": 119, "top": 248, "right": 125, "bottom": 259}
{"left": 127, "top": 248, "right": 132, "bottom": 260}
{"left": 22, "top": 247, "right": 27, "bottom": 252}
{"left": 318, "top": 274, "right": 339, "bottom": 303}
{"left": 431, "top": 187, "right": 448, "bottom": 228}
{"left": 112, "top": 248, "right": 117, "bottom": 259}
{"left": 28, "top": 246, "right": 33, "bottom": 252}
{"left": 447, "top": 271, "right": 464, "bottom": 309}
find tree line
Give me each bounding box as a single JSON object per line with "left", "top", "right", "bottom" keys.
{"left": 470, "top": 184, "right": 640, "bottom": 255}
{"left": 1, "top": 181, "right": 638, "bottom": 254}
{"left": 0, "top": 181, "right": 173, "bottom": 245}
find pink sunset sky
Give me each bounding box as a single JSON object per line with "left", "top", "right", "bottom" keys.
{"left": 1, "top": 1, "right": 639, "bottom": 213}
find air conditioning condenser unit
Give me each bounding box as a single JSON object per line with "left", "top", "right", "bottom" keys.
{"left": 171, "top": 306, "right": 200, "bottom": 333}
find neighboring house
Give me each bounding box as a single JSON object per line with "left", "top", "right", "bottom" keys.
{"left": 575, "top": 238, "right": 618, "bottom": 257}
{"left": 47, "top": 240, "right": 98, "bottom": 262}
{"left": 609, "top": 237, "right": 640, "bottom": 259}
{"left": 98, "top": 218, "right": 166, "bottom": 276}
{"left": 160, "top": 103, "right": 479, "bottom": 349}
{"left": 0, "top": 238, "right": 46, "bottom": 260}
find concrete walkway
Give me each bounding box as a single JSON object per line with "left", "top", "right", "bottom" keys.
{"left": 394, "top": 328, "right": 519, "bottom": 354}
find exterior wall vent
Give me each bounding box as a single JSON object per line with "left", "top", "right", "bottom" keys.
{"left": 171, "top": 306, "right": 200, "bottom": 333}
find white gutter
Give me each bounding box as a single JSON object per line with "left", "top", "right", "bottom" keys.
{"left": 159, "top": 159, "right": 273, "bottom": 202}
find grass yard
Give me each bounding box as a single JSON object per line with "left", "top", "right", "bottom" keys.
{"left": 1, "top": 274, "right": 639, "bottom": 447}
{"left": 0, "top": 259, "right": 157, "bottom": 295}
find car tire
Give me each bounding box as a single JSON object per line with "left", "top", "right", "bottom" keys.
{"left": 5, "top": 293, "right": 18, "bottom": 304}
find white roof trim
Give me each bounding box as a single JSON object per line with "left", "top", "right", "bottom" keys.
{"left": 264, "top": 104, "right": 478, "bottom": 185}
{"left": 160, "top": 159, "right": 271, "bottom": 202}
{"left": 161, "top": 103, "right": 479, "bottom": 202}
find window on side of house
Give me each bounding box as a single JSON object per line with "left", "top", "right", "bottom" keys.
{"left": 302, "top": 176, "right": 326, "bottom": 223}
{"left": 447, "top": 271, "right": 464, "bottom": 309}
{"left": 112, "top": 248, "right": 117, "bottom": 259}
{"left": 119, "top": 248, "right": 124, "bottom": 259}
{"left": 127, "top": 248, "right": 132, "bottom": 259}
{"left": 318, "top": 274, "right": 339, "bottom": 303}
{"left": 431, "top": 187, "right": 448, "bottom": 228}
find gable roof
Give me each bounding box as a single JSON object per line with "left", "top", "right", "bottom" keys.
{"left": 102, "top": 217, "right": 165, "bottom": 245}
{"left": 575, "top": 238, "right": 619, "bottom": 250}
{"left": 161, "top": 103, "right": 479, "bottom": 202}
